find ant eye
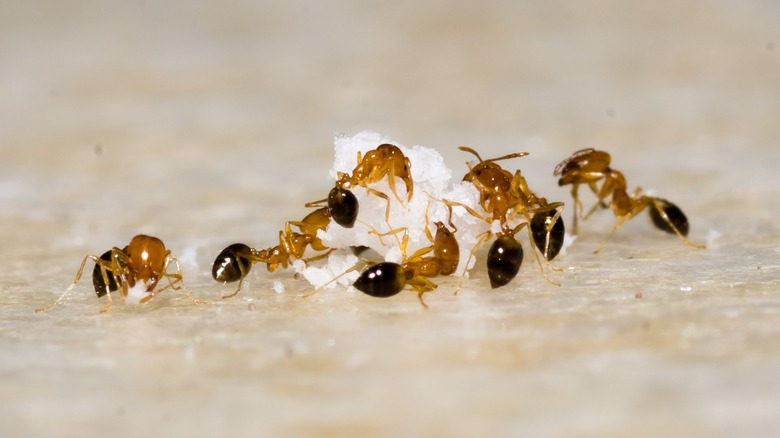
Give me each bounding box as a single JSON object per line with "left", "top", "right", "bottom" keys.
{"left": 328, "top": 187, "right": 359, "bottom": 228}
{"left": 92, "top": 250, "right": 119, "bottom": 297}
{"left": 353, "top": 262, "right": 406, "bottom": 297}
{"left": 486, "top": 236, "right": 524, "bottom": 288}
{"left": 530, "top": 210, "right": 565, "bottom": 261}
{"left": 212, "top": 243, "right": 252, "bottom": 283}
{"left": 649, "top": 199, "right": 689, "bottom": 236}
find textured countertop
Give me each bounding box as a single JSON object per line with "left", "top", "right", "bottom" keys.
{"left": 2, "top": 1, "right": 780, "bottom": 437}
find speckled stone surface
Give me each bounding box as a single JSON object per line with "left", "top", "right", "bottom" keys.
{"left": 2, "top": 1, "right": 780, "bottom": 437}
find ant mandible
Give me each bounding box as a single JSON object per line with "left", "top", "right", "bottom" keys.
{"left": 36, "top": 234, "right": 199, "bottom": 313}
{"left": 212, "top": 206, "right": 334, "bottom": 298}
{"left": 554, "top": 148, "right": 705, "bottom": 253}
{"left": 319, "top": 143, "right": 414, "bottom": 228}
{"left": 447, "top": 146, "right": 566, "bottom": 288}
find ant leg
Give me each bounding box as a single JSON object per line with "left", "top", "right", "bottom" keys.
{"left": 520, "top": 222, "right": 561, "bottom": 286}
{"left": 304, "top": 198, "right": 327, "bottom": 208}
{"left": 582, "top": 196, "right": 608, "bottom": 222}
{"left": 301, "top": 248, "right": 336, "bottom": 264}
{"left": 35, "top": 254, "right": 100, "bottom": 312}
{"left": 649, "top": 198, "right": 706, "bottom": 249}
{"left": 148, "top": 255, "right": 203, "bottom": 305}
{"left": 454, "top": 231, "right": 493, "bottom": 295}
{"left": 360, "top": 218, "right": 408, "bottom": 253}
{"left": 302, "top": 260, "right": 370, "bottom": 298}
{"left": 593, "top": 209, "right": 640, "bottom": 254}
{"left": 384, "top": 162, "right": 407, "bottom": 205}
{"left": 569, "top": 184, "right": 582, "bottom": 235}
{"left": 99, "top": 247, "right": 133, "bottom": 313}
{"left": 364, "top": 187, "right": 395, "bottom": 223}
{"left": 221, "top": 247, "right": 266, "bottom": 299}
{"left": 530, "top": 203, "right": 565, "bottom": 271}
{"left": 440, "top": 199, "right": 491, "bottom": 224}
{"left": 221, "top": 278, "right": 245, "bottom": 300}
{"left": 407, "top": 277, "right": 437, "bottom": 309}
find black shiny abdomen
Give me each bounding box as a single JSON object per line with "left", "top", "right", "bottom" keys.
{"left": 328, "top": 187, "right": 359, "bottom": 228}
{"left": 92, "top": 250, "right": 119, "bottom": 298}
{"left": 353, "top": 262, "right": 406, "bottom": 298}
{"left": 487, "top": 235, "right": 524, "bottom": 288}
{"left": 212, "top": 243, "right": 252, "bottom": 283}
{"left": 530, "top": 210, "right": 565, "bottom": 261}
{"left": 649, "top": 198, "right": 689, "bottom": 236}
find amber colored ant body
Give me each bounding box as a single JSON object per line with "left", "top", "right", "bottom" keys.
{"left": 448, "top": 146, "right": 565, "bottom": 288}
{"left": 554, "top": 148, "right": 704, "bottom": 253}
{"left": 353, "top": 220, "right": 460, "bottom": 305}
{"left": 323, "top": 143, "right": 414, "bottom": 228}
{"left": 36, "top": 235, "right": 197, "bottom": 313}
{"left": 212, "top": 206, "right": 333, "bottom": 298}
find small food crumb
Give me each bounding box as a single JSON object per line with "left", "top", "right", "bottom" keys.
{"left": 635, "top": 292, "right": 643, "bottom": 299}
{"left": 248, "top": 303, "right": 256, "bottom": 311}
{"left": 273, "top": 281, "right": 285, "bottom": 294}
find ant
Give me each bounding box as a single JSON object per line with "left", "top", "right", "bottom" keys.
{"left": 317, "top": 143, "right": 414, "bottom": 228}
{"left": 307, "top": 202, "right": 460, "bottom": 307}
{"left": 212, "top": 206, "right": 334, "bottom": 298}
{"left": 554, "top": 148, "right": 705, "bottom": 253}
{"left": 353, "top": 219, "right": 460, "bottom": 307}
{"left": 446, "top": 146, "right": 566, "bottom": 289}
{"left": 213, "top": 143, "right": 414, "bottom": 298}
{"left": 35, "top": 234, "right": 198, "bottom": 313}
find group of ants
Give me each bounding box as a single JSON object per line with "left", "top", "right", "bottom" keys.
{"left": 35, "top": 146, "right": 705, "bottom": 313}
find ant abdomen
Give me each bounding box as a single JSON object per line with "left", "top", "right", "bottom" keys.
{"left": 487, "top": 235, "right": 524, "bottom": 288}
{"left": 212, "top": 243, "right": 253, "bottom": 283}
{"left": 353, "top": 262, "right": 408, "bottom": 298}
{"left": 649, "top": 198, "right": 689, "bottom": 236}
{"left": 530, "top": 210, "right": 565, "bottom": 261}
{"left": 328, "top": 187, "right": 359, "bottom": 228}
{"left": 92, "top": 250, "right": 119, "bottom": 297}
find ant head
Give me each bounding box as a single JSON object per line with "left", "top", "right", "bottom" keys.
{"left": 328, "top": 187, "right": 359, "bottom": 228}
{"left": 126, "top": 235, "right": 167, "bottom": 290}
{"left": 92, "top": 249, "right": 120, "bottom": 297}
{"left": 460, "top": 147, "right": 527, "bottom": 191}
{"left": 212, "top": 243, "right": 252, "bottom": 283}
{"left": 649, "top": 198, "right": 690, "bottom": 236}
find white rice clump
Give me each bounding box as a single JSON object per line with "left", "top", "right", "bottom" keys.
{"left": 301, "top": 131, "right": 491, "bottom": 288}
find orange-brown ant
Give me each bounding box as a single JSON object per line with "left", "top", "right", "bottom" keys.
{"left": 306, "top": 203, "right": 460, "bottom": 307}
{"left": 318, "top": 143, "right": 414, "bottom": 228}
{"left": 353, "top": 220, "right": 460, "bottom": 306}
{"left": 554, "top": 148, "right": 705, "bottom": 253}
{"left": 213, "top": 144, "right": 414, "bottom": 297}
{"left": 35, "top": 234, "right": 198, "bottom": 313}
{"left": 212, "top": 206, "right": 333, "bottom": 298}
{"left": 446, "top": 146, "right": 565, "bottom": 288}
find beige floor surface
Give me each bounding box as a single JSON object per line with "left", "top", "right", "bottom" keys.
{"left": 2, "top": 1, "right": 780, "bottom": 437}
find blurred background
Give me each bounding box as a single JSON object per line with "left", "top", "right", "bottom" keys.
{"left": 2, "top": 1, "right": 780, "bottom": 437}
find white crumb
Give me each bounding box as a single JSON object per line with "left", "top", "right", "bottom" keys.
{"left": 706, "top": 229, "right": 721, "bottom": 247}
{"left": 292, "top": 259, "right": 307, "bottom": 274}
{"left": 302, "top": 253, "right": 361, "bottom": 289}
{"left": 273, "top": 281, "right": 285, "bottom": 294}
{"left": 124, "top": 281, "right": 152, "bottom": 305}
